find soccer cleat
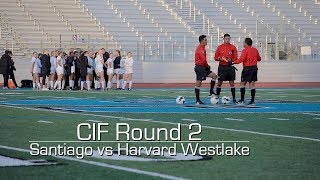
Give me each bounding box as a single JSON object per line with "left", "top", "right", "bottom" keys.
{"left": 237, "top": 101, "right": 244, "bottom": 106}
{"left": 128, "top": 88, "right": 131, "bottom": 91}
{"left": 233, "top": 99, "right": 238, "bottom": 104}
{"left": 42, "top": 87, "right": 49, "bottom": 91}
{"left": 247, "top": 101, "right": 255, "bottom": 106}
{"left": 208, "top": 92, "right": 216, "bottom": 97}
{"left": 195, "top": 100, "right": 205, "bottom": 105}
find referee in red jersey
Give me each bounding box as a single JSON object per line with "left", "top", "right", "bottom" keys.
{"left": 214, "top": 34, "right": 238, "bottom": 103}
{"left": 233, "top": 38, "right": 261, "bottom": 106}
{"left": 194, "top": 35, "right": 218, "bottom": 105}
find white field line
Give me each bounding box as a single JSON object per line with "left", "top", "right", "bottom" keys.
{"left": 224, "top": 118, "right": 244, "bottom": 122}
{"left": 313, "top": 118, "right": 320, "bottom": 120}
{"left": 1, "top": 105, "right": 320, "bottom": 142}
{"left": 86, "top": 120, "right": 102, "bottom": 123}
{"left": 303, "top": 113, "right": 320, "bottom": 116}
{"left": 181, "top": 119, "right": 198, "bottom": 122}
{"left": 0, "top": 145, "right": 186, "bottom": 180}
{"left": 269, "top": 118, "right": 289, "bottom": 121}
{"left": 37, "top": 120, "right": 53, "bottom": 124}
{"left": 303, "top": 95, "right": 320, "bottom": 98}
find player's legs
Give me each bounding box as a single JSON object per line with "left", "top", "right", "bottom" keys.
{"left": 35, "top": 73, "right": 41, "bottom": 89}
{"left": 216, "top": 80, "right": 223, "bottom": 98}
{"left": 239, "top": 81, "right": 247, "bottom": 104}
{"left": 69, "top": 73, "right": 75, "bottom": 90}
{"left": 128, "top": 73, "right": 133, "bottom": 90}
{"left": 99, "top": 72, "right": 105, "bottom": 90}
{"left": 116, "top": 73, "right": 120, "bottom": 89}
{"left": 32, "top": 73, "right": 36, "bottom": 89}
{"left": 229, "top": 80, "right": 236, "bottom": 103}
{"left": 49, "top": 73, "right": 55, "bottom": 89}
{"left": 57, "top": 74, "right": 64, "bottom": 90}
{"left": 107, "top": 73, "right": 113, "bottom": 90}
{"left": 248, "top": 81, "right": 256, "bottom": 105}
{"left": 86, "top": 73, "right": 93, "bottom": 91}
{"left": 208, "top": 71, "right": 217, "bottom": 96}
{"left": 122, "top": 74, "right": 128, "bottom": 90}
{"left": 195, "top": 80, "right": 203, "bottom": 104}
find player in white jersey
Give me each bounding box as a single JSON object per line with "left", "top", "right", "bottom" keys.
{"left": 31, "top": 52, "right": 42, "bottom": 90}
{"left": 95, "top": 49, "right": 105, "bottom": 90}
{"left": 54, "top": 52, "right": 65, "bottom": 90}
{"left": 104, "top": 53, "right": 114, "bottom": 90}
{"left": 49, "top": 51, "right": 57, "bottom": 89}
{"left": 86, "top": 51, "right": 94, "bottom": 91}
{"left": 119, "top": 55, "right": 125, "bottom": 88}
{"left": 122, "top": 52, "right": 134, "bottom": 90}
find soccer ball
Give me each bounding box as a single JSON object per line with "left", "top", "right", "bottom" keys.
{"left": 221, "top": 96, "right": 231, "bottom": 104}
{"left": 210, "top": 96, "right": 219, "bottom": 104}
{"left": 176, "top": 96, "right": 185, "bottom": 105}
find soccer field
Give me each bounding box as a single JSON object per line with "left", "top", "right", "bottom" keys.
{"left": 0, "top": 88, "right": 320, "bottom": 179}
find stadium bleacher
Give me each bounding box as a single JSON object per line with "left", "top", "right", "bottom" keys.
{"left": 0, "top": 0, "right": 319, "bottom": 60}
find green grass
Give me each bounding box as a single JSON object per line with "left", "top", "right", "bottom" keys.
{"left": 0, "top": 88, "right": 320, "bottom": 179}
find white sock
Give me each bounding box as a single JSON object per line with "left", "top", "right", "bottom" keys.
{"left": 81, "top": 81, "right": 84, "bottom": 90}
{"left": 94, "top": 80, "right": 98, "bottom": 89}
{"left": 33, "top": 83, "right": 36, "bottom": 89}
{"left": 107, "top": 81, "right": 111, "bottom": 89}
{"left": 70, "top": 80, "right": 75, "bottom": 89}
{"left": 37, "top": 83, "right": 41, "bottom": 89}
{"left": 57, "top": 81, "right": 61, "bottom": 90}
{"left": 122, "top": 81, "right": 127, "bottom": 89}
{"left": 116, "top": 80, "right": 120, "bottom": 88}
{"left": 54, "top": 81, "right": 58, "bottom": 89}
{"left": 120, "top": 79, "right": 124, "bottom": 88}
{"left": 61, "top": 80, "right": 65, "bottom": 90}
{"left": 129, "top": 80, "right": 133, "bottom": 89}
{"left": 86, "top": 81, "right": 91, "bottom": 90}
{"left": 101, "top": 82, "right": 105, "bottom": 90}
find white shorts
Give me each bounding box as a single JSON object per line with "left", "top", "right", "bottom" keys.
{"left": 96, "top": 66, "right": 104, "bottom": 73}
{"left": 56, "top": 67, "right": 64, "bottom": 75}
{"left": 50, "top": 67, "right": 56, "bottom": 74}
{"left": 125, "top": 68, "right": 133, "bottom": 74}
{"left": 71, "top": 66, "right": 75, "bottom": 74}
{"left": 33, "top": 68, "right": 40, "bottom": 74}
{"left": 120, "top": 68, "right": 125, "bottom": 74}
{"left": 87, "top": 67, "right": 93, "bottom": 74}
{"left": 107, "top": 68, "right": 114, "bottom": 75}
{"left": 115, "top": 68, "right": 124, "bottom": 74}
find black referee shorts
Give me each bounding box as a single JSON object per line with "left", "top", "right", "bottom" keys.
{"left": 241, "top": 66, "right": 258, "bottom": 82}
{"left": 194, "top": 65, "right": 212, "bottom": 81}
{"left": 218, "top": 65, "right": 236, "bottom": 81}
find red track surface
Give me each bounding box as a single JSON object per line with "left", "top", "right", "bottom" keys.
{"left": 133, "top": 82, "right": 320, "bottom": 88}
{"left": 1, "top": 82, "right": 320, "bottom": 88}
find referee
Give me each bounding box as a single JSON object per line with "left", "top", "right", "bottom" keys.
{"left": 214, "top": 34, "right": 238, "bottom": 103}
{"left": 194, "top": 35, "right": 218, "bottom": 105}
{"left": 233, "top": 38, "right": 261, "bottom": 106}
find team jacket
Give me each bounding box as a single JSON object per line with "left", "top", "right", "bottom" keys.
{"left": 234, "top": 46, "right": 261, "bottom": 67}
{"left": 195, "top": 44, "right": 209, "bottom": 67}
{"left": 214, "top": 43, "right": 238, "bottom": 65}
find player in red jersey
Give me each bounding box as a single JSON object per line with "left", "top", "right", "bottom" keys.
{"left": 214, "top": 34, "right": 238, "bottom": 103}
{"left": 194, "top": 35, "right": 218, "bottom": 105}
{"left": 233, "top": 38, "right": 261, "bottom": 106}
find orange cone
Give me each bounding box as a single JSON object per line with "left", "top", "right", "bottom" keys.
{"left": 8, "top": 79, "right": 16, "bottom": 89}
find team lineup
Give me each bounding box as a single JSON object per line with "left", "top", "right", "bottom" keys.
{"left": 194, "top": 34, "right": 261, "bottom": 106}
{"left": 28, "top": 48, "right": 134, "bottom": 91}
